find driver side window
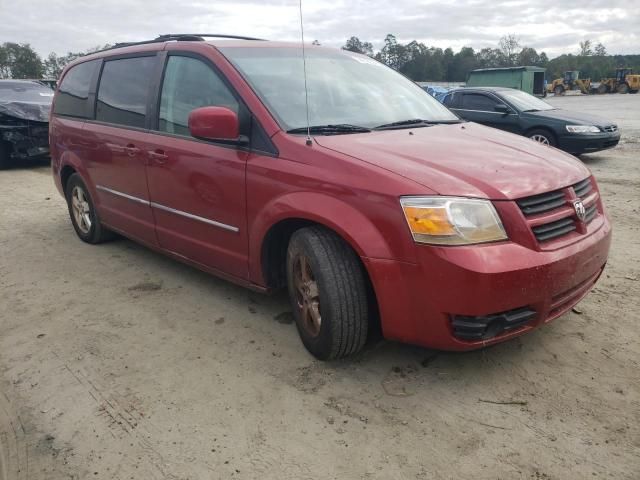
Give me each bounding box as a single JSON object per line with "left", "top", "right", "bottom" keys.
{"left": 159, "top": 56, "right": 239, "bottom": 137}
{"left": 461, "top": 93, "right": 498, "bottom": 112}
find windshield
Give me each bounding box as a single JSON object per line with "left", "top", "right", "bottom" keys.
{"left": 0, "top": 81, "right": 54, "bottom": 104}
{"left": 499, "top": 89, "right": 554, "bottom": 112}
{"left": 219, "top": 46, "right": 458, "bottom": 131}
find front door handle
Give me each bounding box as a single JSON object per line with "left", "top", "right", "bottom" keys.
{"left": 124, "top": 144, "right": 140, "bottom": 157}
{"left": 148, "top": 149, "right": 168, "bottom": 164}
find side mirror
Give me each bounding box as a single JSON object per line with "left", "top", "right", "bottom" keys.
{"left": 188, "top": 106, "right": 246, "bottom": 144}
{"left": 494, "top": 103, "right": 511, "bottom": 114}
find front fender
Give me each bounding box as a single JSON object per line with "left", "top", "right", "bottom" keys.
{"left": 248, "top": 191, "right": 406, "bottom": 285}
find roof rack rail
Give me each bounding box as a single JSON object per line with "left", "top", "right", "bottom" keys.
{"left": 102, "top": 33, "right": 265, "bottom": 53}
{"left": 156, "top": 34, "right": 266, "bottom": 41}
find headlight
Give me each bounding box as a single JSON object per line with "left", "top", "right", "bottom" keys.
{"left": 566, "top": 125, "right": 600, "bottom": 133}
{"left": 400, "top": 196, "right": 507, "bottom": 245}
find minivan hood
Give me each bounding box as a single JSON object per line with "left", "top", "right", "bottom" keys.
{"left": 525, "top": 109, "right": 614, "bottom": 127}
{"left": 314, "top": 122, "right": 590, "bottom": 200}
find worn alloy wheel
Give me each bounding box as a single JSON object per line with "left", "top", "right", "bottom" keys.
{"left": 65, "top": 173, "right": 114, "bottom": 244}
{"left": 286, "top": 226, "right": 369, "bottom": 360}
{"left": 71, "top": 185, "right": 92, "bottom": 234}
{"left": 292, "top": 253, "right": 322, "bottom": 337}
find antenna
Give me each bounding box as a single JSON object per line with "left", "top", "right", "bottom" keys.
{"left": 298, "top": 0, "right": 313, "bottom": 146}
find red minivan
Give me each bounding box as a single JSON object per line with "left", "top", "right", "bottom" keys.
{"left": 50, "top": 35, "right": 611, "bottom": 360}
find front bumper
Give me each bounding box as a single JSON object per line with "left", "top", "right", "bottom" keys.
{"left": 558, "top": 131, "right": 620, "bottom": 154}
{"left": 363, "top": 213, "right": 611, "bottom": 351}
{"left": 0, "top": 123, "right": 50, "bottom": 160}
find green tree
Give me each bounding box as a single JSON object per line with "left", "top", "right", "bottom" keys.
{"left": 379, "top": 34, "right": 409, "bottom": 71}
{"left": 342, "top": 36, "right": 373, "bottom": 56}
{"left": 579, "top": 40, "right": 593, "bottom": 56}
{"left": 0, "top": 42, "right": 43, "bottom": 79}
{"left": 499, "top": 34, "right": 520, "bottom": 66}
{"left": 594, "top": 43, "right": 607, "bottom": 56}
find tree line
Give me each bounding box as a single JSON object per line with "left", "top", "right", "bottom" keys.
{"left": 1, "top": 35, "right": 639, "bottom": 83}
{"left": 343, "top": 34, "right": 640, "bottom": 83}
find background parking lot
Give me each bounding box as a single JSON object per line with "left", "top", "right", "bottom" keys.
{"left": 1, "top": 93, "right": 638, "bottom": 479}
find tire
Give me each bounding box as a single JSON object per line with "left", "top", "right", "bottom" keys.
{"left": 554, "top": 85, "right": 565, "bottom": 96}
{"left": 597, "top": 84, "right": 609, "bottom": 94}
{"left": 65, "top": 173, "right": 114, "bottom": 244}
{"left": 286, "top": 226, "right": 368, "bottom": 360}
{"left": 629, "top": 89, "right": 638, "bottom": 94}
{"left": 527, "top": 129, "right": 556, "bottom": 147}
{"left": 617, "top": 83, "right": 629, "bottom": 94}
{"left": 0, "top": 142, "right": 11, "bottom": 170}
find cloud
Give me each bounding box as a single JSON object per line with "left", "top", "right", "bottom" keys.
{"left": 1, "top": 0, "right": 637, "bottom": 58}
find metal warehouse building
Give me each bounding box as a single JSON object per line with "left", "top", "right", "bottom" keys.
{"left": 466, "top": 66, "right": 547, "bottom": 96}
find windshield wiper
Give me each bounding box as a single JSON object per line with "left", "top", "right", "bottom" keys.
{"left": 373, "top": 119, "right": 461, "bottom": 130}
{"left": 286, "top": 124, "right": 371, "bottom": 135}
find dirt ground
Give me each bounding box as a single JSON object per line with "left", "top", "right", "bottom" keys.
{"left": 1, "top": 93, "right": 638, "bottom": 480}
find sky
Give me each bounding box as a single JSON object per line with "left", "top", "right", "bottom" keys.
{"left": 0, "top": 0, "right": 638, "bottom": 58}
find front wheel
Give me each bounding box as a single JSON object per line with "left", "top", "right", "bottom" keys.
{"left": 286, "top": 226, "right": 368, "bottom": 360}
{"left": 617, "top": 83, "right": 629, "bottom": 94}
{"left": 65, "top": 173, "right": 114, "bottom": 244}
{"left": 528, "top": 129, "right": 556, "bottom": 147}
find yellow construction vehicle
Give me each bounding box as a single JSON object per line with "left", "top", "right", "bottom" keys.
{"left": 597, "top": 68, "right": 640, "bottom": 94}
{"left": 547, "top": 71, "right": 591, "bottom": 95}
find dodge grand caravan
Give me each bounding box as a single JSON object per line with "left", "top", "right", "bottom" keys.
{"left": 50, "top": 34, "right": 611, "bottom": 360}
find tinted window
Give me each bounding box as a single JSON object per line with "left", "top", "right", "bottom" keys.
{"left": 461, "top": 93, "right": 498, "bottom": 111}
{"left": 53, "top": 60, "right": 100, "bottom": 118}
{"left": 96, "top": 56, "right": 155, "bottom": 128}
{"left": 158, "top": 56, "right": 238, "bottom": 136}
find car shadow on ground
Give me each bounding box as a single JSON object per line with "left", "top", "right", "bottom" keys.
{"left": 2, "top": 157, "right": 51, "bottom": 170}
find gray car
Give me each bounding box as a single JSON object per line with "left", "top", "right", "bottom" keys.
{"left": 0, "top": 80, "right": 53, "bottom": 169}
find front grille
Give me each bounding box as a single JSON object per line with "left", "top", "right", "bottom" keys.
{"left": 572, "top": 177, "right": 592, "bottom": 199}
{"left": 602, "top": 125, "right": 618, "bottom": 133}
{"left": 516, "top": 177, "right": 599, "bottom": 244}
{"left": 451, "top": 307, "right": 537, "bottom": 341}
{"left": 532, "top": 217, "right": 577, "bottom": 242}
{"left": 516, "top": 190, "right": 565, "bottom": 216}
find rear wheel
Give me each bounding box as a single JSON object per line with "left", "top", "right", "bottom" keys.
{"left": 617, "top": 83, "right": 629, "bottom": 94}
{"left": 286, "top": 226, "right": 368, "bottom": 360}
{"left": 554, "top": 85, "right": 565, "bottom": 96}
{"left": 65, "top": 173, "right": 114, "bottom": 244}
{"left": 597, "top": 84, "right": 609, "bottom": 94}
{"left": 528, "top": 129, "right": 556, "bottom": 147}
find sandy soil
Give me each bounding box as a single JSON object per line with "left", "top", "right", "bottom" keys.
{"left": 0, "top": 94, "right": 638, "bottom": 480}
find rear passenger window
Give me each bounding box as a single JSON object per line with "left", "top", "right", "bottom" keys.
{"left": 53, "top": 60, "right": 100, "bottom": 118}
{"left": 158, "top": 56, "right": 238, "bottom": 137}
{"left": 461, "top": 93, "right": 498, "bottom": 111}
{"left": 96, "top": 56, "right": 155, "bottom": 128}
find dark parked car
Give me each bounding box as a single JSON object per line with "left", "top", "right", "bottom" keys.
{"left": 50, "top": 35, "right": 610, "bottom": 360}
{"left": 0, "top": 80, "right": 53, "bottom": 169}
{"left": 441, "top": 87, "right": 620, "bottom": 154}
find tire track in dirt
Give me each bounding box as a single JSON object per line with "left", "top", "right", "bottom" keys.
{"left": 0, "top": 390, "right": 28, "bottom": 480}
